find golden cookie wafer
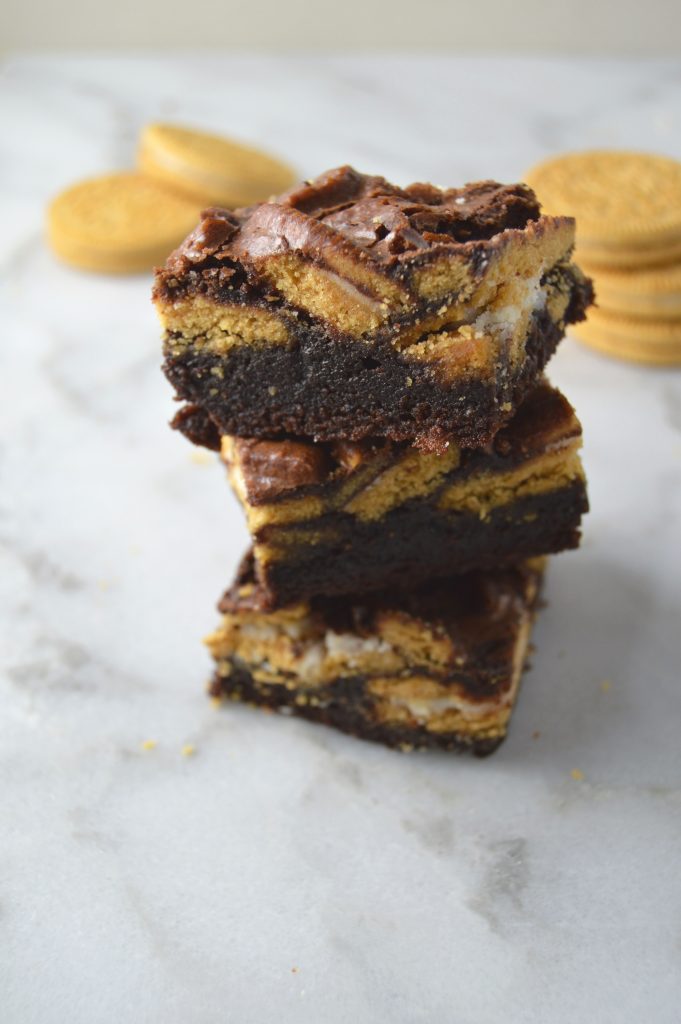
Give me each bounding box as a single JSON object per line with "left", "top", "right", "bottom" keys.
{"left": 47, "top": 173, "right": 201, "bottom": 274}
{"left": 138, "top": 123, "right": 297, "bottom": 208}
{"left": 572, "top": 328, "right": 681, "bottom": 365}
{"left": 572, "top": 308, "right": 681, "bottom": 365}
{"left": 582, "top": 260, "right": 681, "bottom": 320}
{"left": 525, "top": 150, "right": 681, "bottom": 268}
{"left": 575, "top": 235, "right": 681, "bottom": 270}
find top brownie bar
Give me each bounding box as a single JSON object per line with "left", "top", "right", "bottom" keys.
{"left": 155, "top": 166, "right": 593, "bottom": 449}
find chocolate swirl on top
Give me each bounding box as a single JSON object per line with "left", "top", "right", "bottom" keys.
{"left": 161, "top": 165, "right": 542, "bottom": 276}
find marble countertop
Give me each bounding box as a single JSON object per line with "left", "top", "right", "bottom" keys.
{"left": 2, "top": 55, "right": 680, "bottom": 1024}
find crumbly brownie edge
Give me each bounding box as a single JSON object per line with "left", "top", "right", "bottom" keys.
{"left": 208, "top": 664, "right": 506, "bottom": 756}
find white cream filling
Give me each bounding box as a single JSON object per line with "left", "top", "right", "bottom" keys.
{"left": 472, "top": 273, "right": 545, "bottom": 340}
{"left": 294, "top": 631, "right": 395, "bottom": 683}
{"left": 324, "top": 632, "right": 394, "bottom": 659}
{"left": 320, "top": 267, "right": 388, "bottom": 315}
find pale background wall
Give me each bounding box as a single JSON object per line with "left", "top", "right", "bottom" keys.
{"left": 2, "top": 0, "right": 681, "bottom": 54}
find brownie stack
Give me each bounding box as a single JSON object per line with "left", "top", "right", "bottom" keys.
{"left": 154, "top": 165, "right": 593, "bottom": 755}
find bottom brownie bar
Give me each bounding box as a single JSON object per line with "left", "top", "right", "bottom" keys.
{"left": 206, "top": 555, "right": 545, "bottom": 755}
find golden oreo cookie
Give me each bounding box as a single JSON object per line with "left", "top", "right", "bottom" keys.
{"left": 525, "top": 150, "right": 681, "bottom": 269}
{"left": 577, "top": 235, "right": 681, "bottom": 270}
{"left": 583, "top": 260, "right": 681, "bottom": 320}
{"left": 572, "top": 308, "right": 681, "bottom": 365}
{"left": 572, "top": 329, "right": 681, "bottom": 365}
{"left": 47, "top": 173, "right": 201, "bottom": 274}
{"left": 138, "top": 123, "right": 297, "bottom": 208}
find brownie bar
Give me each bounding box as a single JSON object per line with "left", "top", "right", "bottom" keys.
{"left": 200, "top": 380, "right": 585, "bottom": 608}
{"left": 206, "top": 557, "right": 545, "bottom": 754}
{"left": 155, "top": 166, "right": 593, "bottom": 450}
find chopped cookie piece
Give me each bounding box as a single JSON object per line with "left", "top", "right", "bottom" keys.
{"left": 198, "top": 381, "right": 586, "bottom": 608}
{"left": 155, "top": 166, "right": 593, "bottom": 449}
{"left": 206, "top": 557, "right": 545, "bottom": 754}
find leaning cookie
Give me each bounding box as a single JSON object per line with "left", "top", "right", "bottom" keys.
{"left": 138, "top": 123, "right": 296, "bottom": 208}
{"left": 47, "top": 172, "right": 201, "bottom": 274}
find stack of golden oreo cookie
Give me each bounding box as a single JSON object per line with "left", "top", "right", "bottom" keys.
{"left": 46, "top": 125, "right": 296, "bottom": 274}
{"left": 526, "top": 150, "right": 681, "bottom": 365}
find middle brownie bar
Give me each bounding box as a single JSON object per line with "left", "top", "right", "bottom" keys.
{"left": 210, "top": 380, "right": 587, "bottom": 609}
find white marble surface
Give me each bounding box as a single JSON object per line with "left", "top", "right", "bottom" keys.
{"left": 1, "top": 55, "right": 681, "bottom": 1023}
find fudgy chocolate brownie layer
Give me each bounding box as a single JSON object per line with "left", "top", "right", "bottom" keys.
{"left": 217, "top": 380, "right": 586, "bottom": 607}
{"left": 156, "top": 166, "right": 593, "bottom": 448}
{"left": 206, "top": 557, "right": 544, "bottom": 754}
{"left": 164, "top": 299, "right": 584, "bottom": 450}
{"left": 250, "top": 483, "right": 585, "bottom": 609}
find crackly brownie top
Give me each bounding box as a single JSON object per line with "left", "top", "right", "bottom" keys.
{"left": 222, "top": 381, "right": 581, "bottom": 505}
{"left": 160, "top": 164, "right": 543, "bottom": 277}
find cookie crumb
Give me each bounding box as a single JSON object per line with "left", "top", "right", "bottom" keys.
{"left": 190, "top": 449, "right": 213, "bottom": 465}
